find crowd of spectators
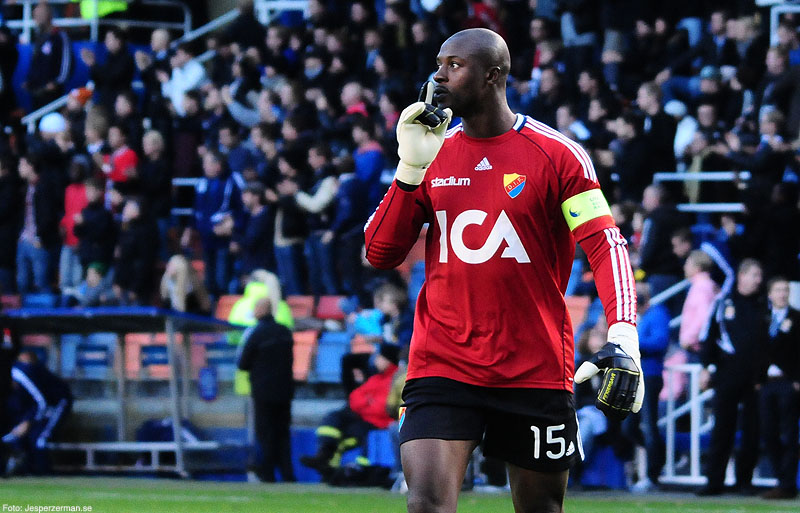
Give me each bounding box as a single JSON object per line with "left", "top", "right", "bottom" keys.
{"left": 0, "top": 0, "right": 799, "bottom": 492}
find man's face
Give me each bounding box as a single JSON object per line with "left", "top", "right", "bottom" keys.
{"left": 242, "top": 191, "right": 256, "bottom": 210}
{"left": 203, "top": 155, "right": 222, "bottom": 178}
{"left": 737, "top": 265, "right": 763, "bottom": 296}
{"left": 768, "top": 280, "right": 790, "bottom": 309}
{"left": 710, "top": 12, "right": 725, "bottom": 36}
{"left": 697, "top": 105, "right": 716, "bottom": 127}
{"left": 108, "top": 127, "right": 124, "bottom": 149}
{"left": 671, "top": 236, "right": 691, "bottom": 259}
{"left": 105, "top": 32, "right": 121, "bottom": 53}
{"left": 636, "top": 87, "right": 653, "bottom": 111}
{"left": 308, "top": 149, "right": 325, "bottom": 170}
{"left": 219, "top": 128, "right": 234, "bottom": 149}
{"left": 33, "top": 4, "right": 50, "bottom": 28}
{"left": 432, "top": 37, "right": 486, "bottom": 117}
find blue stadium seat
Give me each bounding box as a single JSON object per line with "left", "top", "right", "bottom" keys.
{"left": 75, "top": 343, "right": 112, "bottom": 379}
{"left": 579, "top": 444, "right": 627, "bottom": 489}
{"left": 205, "top": 339, "right": 238, "bottom": 381}
{"left": 76, "top": 333, "right": 117, "bottom": 379}
{"left": 140, "top": 344, "right": 168, "bottom": 367}
{"left": 60, "top": 334, "right": 84, "bottom": 377}
{"left": 21, "top": 293, "right": 57, "bottom": 309}
{"left": 367, "top": 429, "right": 398, "bottom": 468}
{"left": 311, "top": 331, "right": 351, "bottom": 383}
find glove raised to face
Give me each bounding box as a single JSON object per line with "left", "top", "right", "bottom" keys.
{"left": 415, "top": 81, "right": 450, "bottom": 128}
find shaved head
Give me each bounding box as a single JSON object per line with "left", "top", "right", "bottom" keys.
{"left": 444, "top": 28, "right": 510, "bottom": 79}
{"left": 433, "top": 28, "right": 516, "bottom": 136}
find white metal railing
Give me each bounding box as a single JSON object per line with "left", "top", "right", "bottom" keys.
{"left": 649, "top": 279, "right": 690, "bottom": 308}
{"left": 660, "top": 363, "right": 713, "bottom": 485}
{"left": 652, "top": 171, "right": 752, "bottom": 182}
{"left": 172, "top": 9, "right": 240, "bottom": 49}
{"left": 658, "top": 363, "right": 779, "bottom": 488}
{"left": 767, "top": 1, "right": 800, "bottom": 47}
{"left": 653, "top": 171, "right": 750, "bottom": 214}
{"left": 6, "top": 0, "right": 191, "bottom": 43}
{"left": 254, "top": 0, "right": 310, "bottom": 24}
{"left": 676, "top": 203, "right": 746, "bottom": 213}
{"left": 18, "top": 7, "right": 241, "bottom": 133}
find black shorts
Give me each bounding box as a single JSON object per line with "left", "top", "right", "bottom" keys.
{"left": 398, "top": 377, "right": 582, "bottom": 472}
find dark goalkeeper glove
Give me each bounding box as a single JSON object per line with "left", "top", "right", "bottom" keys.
{"left": 574, "top": 323, "right": 644, "bottom": 421}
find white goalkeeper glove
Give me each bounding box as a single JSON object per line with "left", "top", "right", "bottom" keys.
{"left": 395, "top": 82, "right": 453, "bottom": 187}
{"left": 574, "top": 322, "right": 645, "bottom": 420}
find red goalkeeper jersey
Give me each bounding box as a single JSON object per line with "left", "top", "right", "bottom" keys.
{"left": 365, "top": 114, "right": 636, "bottom": 391}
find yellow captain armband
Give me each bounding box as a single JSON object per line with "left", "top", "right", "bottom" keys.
{"left": 561, "top": 189, "right": 612, "bottom": 231}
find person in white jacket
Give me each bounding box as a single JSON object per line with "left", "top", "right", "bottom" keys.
{"left": 158, "top": 44, "right": 207, "bottom": 117}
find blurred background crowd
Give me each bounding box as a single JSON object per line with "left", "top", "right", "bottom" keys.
{"left": 0, "top": 0, "right": 799, "bottom": 494}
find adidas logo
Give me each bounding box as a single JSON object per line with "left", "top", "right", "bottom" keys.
{"left": 566, "top": 442, "right": 575, "bottom": 457}
{"left": 474, "top": 157, "right": 492, "bottom": 171}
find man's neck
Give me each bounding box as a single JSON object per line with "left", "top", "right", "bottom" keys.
{"left": 462, "top": 104, "right": 517, "bottom": 138}
{"left": 251, "top": 205, "right": 264, "bottom": 216}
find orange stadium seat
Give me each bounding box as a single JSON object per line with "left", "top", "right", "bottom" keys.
{"left": 190, "top": 259, "right": 206, "bottom": 282}
{"left": 565, "top": 295, "right": 591, "bottom": 331}
{"left": 286, "top": 295, "right": 315, "bottom": 319}
{"left": 292, "top": 330, "right": 319, "bottom": 382}
{"left": 214, "top": 294, "right": 242, "bottom": 321}
{"left": 350, "top": 334, "right": 376, "bottom": 354}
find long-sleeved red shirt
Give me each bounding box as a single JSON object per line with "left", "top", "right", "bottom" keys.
{"left": 348, "top": 363, "right": 398, "bottom": 429}
{"left": 365, "top": 114, "right": 636, "bottom": 391}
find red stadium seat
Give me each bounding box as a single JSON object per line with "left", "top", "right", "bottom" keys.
{"left": 315, "top": 295, "right": 346, "bottom": 321}
{"left": 1, "top": 294, "right": 20, "bottom": 311}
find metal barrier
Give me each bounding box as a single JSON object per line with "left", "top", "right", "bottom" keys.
{"left": 658, "top": 362, "right": 779, "bottom": 488}
{"left": 764, "top": 0, "right": 800, "bottom": 47}
{"left": 653, "top": 171, "right": 751, "bottom": 214}
{"left": 254, "top": 0, "right": 310, "bottom": 24}
{"left": 5, "top": 0, "right": 191, "bottom": 43}
{"left": 18, "top": 6, "right": 240, "bottom": 133}
{"left": 659, "top": 363, "right": 713, "bottom": 486}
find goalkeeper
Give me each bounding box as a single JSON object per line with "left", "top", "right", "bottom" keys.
{"left": 365, "top": 28, "right": 642, "bottom": 513}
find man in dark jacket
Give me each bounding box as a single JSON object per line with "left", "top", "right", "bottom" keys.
{"left": 639, "top": 184, "right": 691, "bottom": 311}
{"left": 698, "top": 259, "right": 769, "bottom": 496}
{"left": 2, "top": 350, "right": 72, "bottom": 475}
{"left": 234, "top": 181, "right": 275, "bottom": 279}
{"left": 16, "top": 154, "right": 61, "bottom": 294}
{"left": 237, "top": 297, "right": 295, "bottom": 482}
{"left": 0, "top": 26, "right": 19, "bottom": 124}
{"left": 0, "top": 156, "right": 20, "bottom": 293}
{"left": 113, "top": 197, "right": 157, "bottom": 305}
{"left": 181, "top": 150, "right": 243, "bottom": 296}
{"left": 80, "top": 27, "right": 135, "bottom": 111}
{"left": 73, "top": 178, "right": 115, "bottom": 272}
{"left": 22, "top": 3, "right": 72, "bottom": 110}
{"left": 759, "top": 277, "right": 800, "bottom": 500}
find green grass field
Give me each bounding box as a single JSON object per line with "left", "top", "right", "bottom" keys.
{"left": 1, "top": 478, "right": 797, "bottom": 513}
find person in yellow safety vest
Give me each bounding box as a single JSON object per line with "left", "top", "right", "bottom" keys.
{"left": 74, "top": 0, "right": 128, "bottom": 19}
{"left": 229, "top": 275, "right": 294, "bottom": 395}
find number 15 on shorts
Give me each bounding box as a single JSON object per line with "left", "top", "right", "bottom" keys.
{"left": 530, "top": 423, "right": 581, "bottom": 460}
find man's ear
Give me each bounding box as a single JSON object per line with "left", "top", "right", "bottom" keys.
{"left": 486, "top": 66, "right": 501, "bottom": 84}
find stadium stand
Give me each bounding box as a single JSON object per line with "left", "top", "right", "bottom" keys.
{"left": 1, "top": 0, "right": 799, "bottom": 494}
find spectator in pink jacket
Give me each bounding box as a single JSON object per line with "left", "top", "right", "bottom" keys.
{"left": 679, "top": 250, "right": 719, "bottom": 355}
